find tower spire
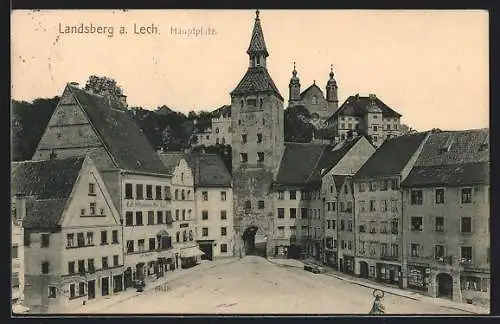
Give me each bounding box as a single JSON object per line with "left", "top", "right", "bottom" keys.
{"left": 247, "top": 9, "right": 269, "bottom": 59}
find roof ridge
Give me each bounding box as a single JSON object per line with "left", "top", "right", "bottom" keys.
{"left": 304, "top": 146, "right": 329, "bottom": 183}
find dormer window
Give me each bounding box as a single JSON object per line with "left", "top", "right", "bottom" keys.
{"left": 256, "top": 56, "right": 260, "bottom": 66}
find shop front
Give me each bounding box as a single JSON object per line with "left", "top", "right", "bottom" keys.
{"left": 324, "top": 249, "right": 337, "bottom": 268}
{"left": 376, "top": 262, "right": 402, "bottom": 286}
{"left": 341, "top": 255, "right": 355, "bottom": 274}
{"left": 407, "top": 264, "right": 430, "bottom": 291}
{"left": 180, "top": 246, "right": 205, "bottom": 269}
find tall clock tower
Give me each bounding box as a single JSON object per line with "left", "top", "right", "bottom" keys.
{"left": 230, "top": 10, "right": 284, "bottom": 257}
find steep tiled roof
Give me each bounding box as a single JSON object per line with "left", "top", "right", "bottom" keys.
{"left": 211, "top": 105, "right": 232, "bottom": 118}
{"left": 317, "top": 136, "right": 366, "bottom": 177}
{"left": 158, "top": 152, "right": 186, "bottom": 174}
{"left": 327, "top": 94, "right": 402, "bottom": 122}
{"left": 402, "top": 129, "right": 489, "bottom": 187}
{"left": 24, "top": 199, "right": 68, "bottom": 229}
{"left": 354, "top": 132, "right": 429, "bottom": 179}
{"left": 68, "top": 85, "right": 168, "bottom": 175}
{"left": 11, "top": 157, "right": 85, "bottom": 230}
{"left": 411, "top": 129, "right": 489, "bottom": 166}
{"left": 402, "top": 162, "right": 489, "bottom": 188}
{"left": 246, "top": 14, "right": 268, "bottom": 56}
{"left": 186, "top": 153, "right": 232, "bottom": 188}
{"left": 11, "top": 157, "right": 84, "bottom": 199}
{"left": 275, "top": 143, "right": 328, "bottom": 187}
{"left": 231, "top": 67, "right": 283, "bottom": 100}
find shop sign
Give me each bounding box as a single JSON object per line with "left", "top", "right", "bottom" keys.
{"left": 125, "top": 201, "right": 167, "bottom": 209}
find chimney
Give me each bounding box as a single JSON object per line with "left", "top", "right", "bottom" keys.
{"left": 119, "top": 94, "right": 128, "bottom": 109}
{"left": 69, "top": 82, "right": 79, "bottom": 87}
{"left": 369, "top": 93, "right": 377, "bottom": 100}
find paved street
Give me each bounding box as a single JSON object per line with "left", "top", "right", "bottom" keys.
{"left": 85, "top": 256, "right": 472, "bottom": 314}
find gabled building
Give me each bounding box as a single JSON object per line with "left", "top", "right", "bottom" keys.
{"left": 272, "top": 136, "right": 375, "bottom": 261}
{"left": 12, "top": 157, "right": 124, "bottom": 314}
{"left": 320, "top": 136, "right": 376, "bottom": 271}
{"left": 186, "top": 152, "right": 234, "bottom": 259}
{"left": 273, "top": 143, "right": 326, "bottom": 259}
{"left": 326, "top": 94, "right": 403, "bottom": 147}
{"left": 401, "top": 129, "right": 489, "bottom": 304}
{"left": 352, "top": 132, "right": 430, "bottom": 287}
{"left": 31, "top": 83, "right": 174, "bottom": 291}
{"left": 159, "top": 152, "right": 202, "bottom": 269}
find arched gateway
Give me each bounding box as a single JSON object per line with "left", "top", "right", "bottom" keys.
{"left": 242, "top": 226, "right": 268, "bottom": 257}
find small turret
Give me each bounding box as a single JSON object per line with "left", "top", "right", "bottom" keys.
{"left": 288, "top": 62, "right": 301, "bottom": 103}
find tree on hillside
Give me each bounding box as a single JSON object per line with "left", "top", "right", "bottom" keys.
{"left": 284, "top": 105, "right": 314, "bottom": 143}
{"left": 11, "top": 97, "right": 60, "bottom": 161}
{"left": 84, "top": 75, "right": 124, "bottom": 101}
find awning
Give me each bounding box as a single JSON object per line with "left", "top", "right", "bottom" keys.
{"left": 180, "top": 246, "right": 205, "bottom": 258}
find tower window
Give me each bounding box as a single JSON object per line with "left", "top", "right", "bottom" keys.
{"left": 238, "top": 119, "right": 242, "bottom": 125}
{"left": 257, "top": 152, "right": 264, "bottom": 162}
{"left": 259, "top": 98, "right": 263, "bottom": 107}
{"left": 257, "top": 133, "right": 262, "bottom": 143}
{"left": 247, "top": 99, "right": 256, "bottom": 106}
{"left": 256, "top": 56, "right": 260, "bottom": 66}
{"left": 242, "top": 134, "right": 247, "bottom": 143}
{"left": 240, "top": 153, "right": 248, "bottom": 163}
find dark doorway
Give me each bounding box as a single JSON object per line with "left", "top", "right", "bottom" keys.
{"left": 136, "top": 263, "right": 145, "bottom": 281}
{"left": 87, "top": 280, "right": 96, "bottom": 299}
{"left": 124, "top": 268, "right": 132, "bottom": 289}
{"left": 437, "top": 273, "right": 453, "bottom": 299}
{"left": 243, "top": 226, "right": 266, "bottom": 257}
{"left": 359, "top": 261, "right": 369, "bottom": 279}
{"left": 113, "top": 275, "right": 123, "bottom": 293}
{"left": 101, "top": 277, "right": 109, "bottom": 296}
{"left": 199, "top": 242, "right": 213, "bottom": 260}
{"left": 315, "top": 242, "right": 321, "bottom": 261}
{"left": 339, "top": 259, "right": 344, "bottom": 272}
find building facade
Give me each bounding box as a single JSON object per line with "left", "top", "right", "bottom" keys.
{"left": 352, "top": 132, "right": 429, "bottom": 288}
{"left": 326, "top": 94, "right": 403, "bottom": 147}
{"left": 11, "top": 201, "right": 25, "bottom": 310}
{"left": 230, "top": 11, "right": 285, "bottom": 257}
{"left": 401, "top": 129, "right": 490, "bottom": 304}
{"left": 159, "top": 153, "right": 203, "bottom": 270}
{"left": 12, "top": 157, "right": 124, "bottom": 313}
{"left": 193, "top": 105, "right": 232, "bottom": 147}
{"left": 186, "top": 152, "right": 235, "bottom": 260}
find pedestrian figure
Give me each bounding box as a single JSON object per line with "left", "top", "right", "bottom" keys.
{"left": 369, "top": 289, "right": 385, "bottom": 315}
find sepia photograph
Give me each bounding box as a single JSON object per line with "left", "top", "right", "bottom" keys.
{"left": 10, "top": 9, "right": 489, "bottom": 315}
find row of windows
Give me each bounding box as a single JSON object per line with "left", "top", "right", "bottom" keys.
{"left": 358, "top": 199, "right": 398, "bottom": 213}
{"left": 409, "top": 216, "right": 475, "bottom": 233}
{"left": 358, "top": 179, "right": 400, "bottom": 192}
{"left": 359, "top": 242, "right": 399, "bottom": 257}
{"left": 240, "top": 133, "right": 264, "bottom": 144}
{"left": 277, "top": 226, "right": 322, "bottom": 238}
{"left": 67, "top": 255, "right": 121, "bottom": 275}
{"left": 201, "top": 191, "right": 227, "bottom": 201}
{"left": 240, "top": 152, "right": 265, "bottom": 163}
{"left": 81, "top": 202, "right": 105, "bottom": 217}
{"left": 276, "top": 208, "right": 321, "bottom": 220}
{"left": 66, "top": 230, "right": 120, "bottom": 248}
{"left": 358, "top": 219, "right": 399, "bottom": 234}
{"left": 199, "top": 227, "right": 228, "bottom": 237}
{"left": 201, "top": 210, "right": 228, "bottom": 220}
{"left": 277, "top": 190, "right": 321, "bottom": 201}
{"left": 410, "top": 188, "right": 473, "bottom": 205}
{"left": 339, "top": 116, "right": 398, "bottom": 122}
{"left": 238, "top": 117, "right": 267, "bottom": 126}
{"left": 408, "top": 244, "right": 487, "bottom": 264}
{"left": 126, "top": 235, "right": 177, "bottom": 253}
{"left": 125, "top": 211, "right": 174, "bottom": 226}
{"left": 124, "top": 184, "right": 172, "bottom": 201}
{"left": 244, "top": 200, "right": 265, "bottom": 210}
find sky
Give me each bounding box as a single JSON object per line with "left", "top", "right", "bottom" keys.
{"left": 11, "top": 10, "right": 489, "bottom": 131}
